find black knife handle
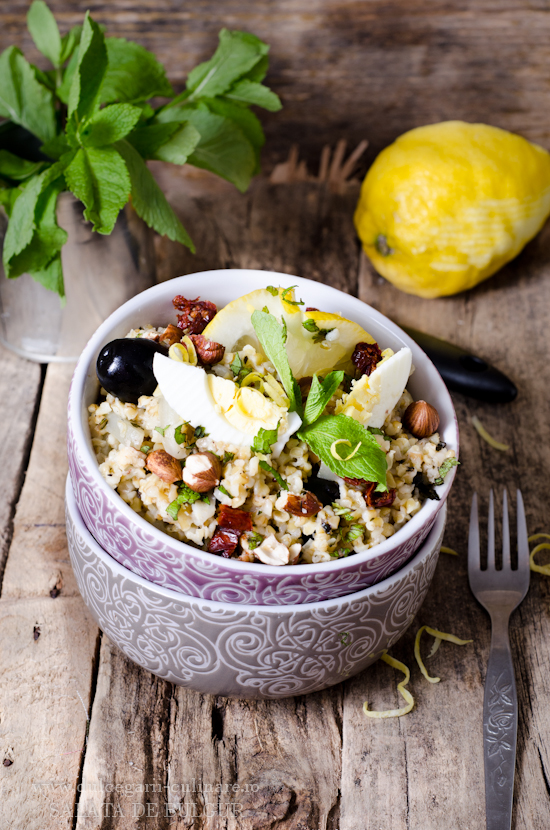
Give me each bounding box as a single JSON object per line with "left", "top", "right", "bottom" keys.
{"left": 402, "top": 326, "right": 518, "bottom": 404}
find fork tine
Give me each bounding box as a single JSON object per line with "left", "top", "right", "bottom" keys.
{"left": 468, "top": 493, "right": 480, "bottom": 571}
{"left": 502, "top": 489, "right": 511, "bottom": 569}
{"left": 487, "top": 489, "right": 495, "bottom": 569}
{"left": 516, "top": 489, "right": 530, "bottom": 572}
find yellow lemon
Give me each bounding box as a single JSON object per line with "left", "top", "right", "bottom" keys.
{"left": 354, "top": 121, "right": 550, "bottom": 298}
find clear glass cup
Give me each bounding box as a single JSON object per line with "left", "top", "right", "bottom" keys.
{"left": 0, "top": 193, "right": 156, "bottom": 363}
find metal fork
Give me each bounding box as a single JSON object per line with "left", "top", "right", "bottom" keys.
{"left": 468, "top": 490, "right": 530, "bottom": 830}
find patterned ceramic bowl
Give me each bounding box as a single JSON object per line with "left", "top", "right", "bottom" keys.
{"left": 67, "top": 269, "right": 458, "bottom": 605}
{"left": 66, "top": 476, "right": 445, "bottom": 699}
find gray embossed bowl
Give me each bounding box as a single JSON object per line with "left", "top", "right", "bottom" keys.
{"left": 66, "top": 476, "right": 446, "bottom": 699}
{"left": 67, "top": 269, "right": 458, "bottom": 605}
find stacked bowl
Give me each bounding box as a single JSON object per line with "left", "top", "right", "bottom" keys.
{"left": 66, "top": 270, "right": 458, "bottom": 699}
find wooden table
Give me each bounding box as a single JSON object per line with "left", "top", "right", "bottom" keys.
{"left": 2, "top": 3, "right": 550, "bottom": 828}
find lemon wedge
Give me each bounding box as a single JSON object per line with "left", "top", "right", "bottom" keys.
{"left": 153, "top": 354, "right": 301, "bottom": 455}
{"left": 203, "top": 286, "right": 375, "bottom": 379}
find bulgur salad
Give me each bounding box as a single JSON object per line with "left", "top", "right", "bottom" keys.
{"left": 90, "top": 285, "right": 458, "bottom": 566}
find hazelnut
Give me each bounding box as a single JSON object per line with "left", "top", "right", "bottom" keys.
{"left": 146, "top": 450, "right": 182, "bottom": 483}
{"left": 182, "top": 452, "right": 222, "bottom": 492}
{"left": 159, "top": 324, "right": 182, "bottom": 347}
{"left": 189, "top": 334, "right": 225, "bottom": 365}
{"left": 402, "top": 400, "right": 440, "bottom": 438}
{"left": 284, "top": 491, "right": 323, "bottom": 517}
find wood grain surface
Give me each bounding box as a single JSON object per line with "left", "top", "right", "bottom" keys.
{"left": 2, "top": 1, "right": 550, "bottom": 828}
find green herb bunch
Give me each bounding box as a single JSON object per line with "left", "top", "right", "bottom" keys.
{"left": 0, "top": 1, "right": 281, "bottom": 298}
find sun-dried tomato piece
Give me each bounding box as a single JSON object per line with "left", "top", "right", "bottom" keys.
{"left": 189, "top": 334, "right": 225, "bottom": 365}
{"left": 217, "top": 505, "right": 253, "bottom": 533}
{"left": 305, "top": 307, "right": 319, "bottom": 312}
{"left": 343, "top": 477, "right": 396, "bottom": 509}
{"left": 208, "top": 528, "right": 240, "bottom": 558}
{"left": 351, "top": 342, "right": 383, "bottom": 378}
{"left": 172, "top": 296, "right": 217, "bottom": 335}
{"left": 285, "top": 491, "right": 323, "bottom": 517}
{"left": 367, "top": 488, "right": 396, "bottom": 508}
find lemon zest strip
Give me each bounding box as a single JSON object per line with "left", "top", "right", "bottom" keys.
{"left": 529, "top": 533, "right": 550, "bottom": 542}
{"left": 330, "top": 439, "right": 362, "bottom": 461}
{"left": 529, "top": 543, "right": 550, "bottom": 576}
{"left": 440, "top": 546, "right": 459, "bottom": 556}
{"left": 363, "top": 653, "right": 414, "bottom": 719}
{"left": 180, "top": 336, "right": 198, "bottom": 366}
{"left": 241, "top": 372, "right": 265, "bottom": 392}
{"left": 414, "top": 626, "right": 473, "bottom": 684}
{"left": 168, "top": 343, "right": 189, "bottom": 363}
{"left": 263, "top": 374, "right": 289, "bottom": 407}
{"left": 471, "top": 415, "right": 509, "bottom": 451}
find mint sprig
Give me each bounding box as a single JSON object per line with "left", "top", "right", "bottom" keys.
{"left": 303, "top": 371, "right": 344, "bottom": 426}
{"left": 251, "top": 309, "right": 302, "bottom": 415}
{"left": 0, "top": 5, "right": 281, "bottom": 296}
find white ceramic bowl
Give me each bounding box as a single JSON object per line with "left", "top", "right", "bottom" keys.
{"left": 67, "top": 269, "right": 458, "bottom": 605}
{"left": 66, "top": 476, "right": 446, "bottom": 698}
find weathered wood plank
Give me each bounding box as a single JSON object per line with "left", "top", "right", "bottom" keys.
{"left": 2, "top": 363, "right": 77, "bottom": 599}
{"left": 0, "top": 346, "right": 42, "bottom": 583}
{"left": 4, "top": 0, "right": 550, "bottom": 169}
{"left": 75, "top": 637, "right": 343, "bottom": 830}
{"left": 0, "top": 596, "right": 99, "bottom": 829}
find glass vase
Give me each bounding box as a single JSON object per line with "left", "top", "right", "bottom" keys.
{"left": 0, "top": 193, "right": 156, "bottom": 363}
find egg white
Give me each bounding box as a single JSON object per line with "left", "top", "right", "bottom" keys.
{"left": 153, "top": 354, "right": 301, "bottom": 457}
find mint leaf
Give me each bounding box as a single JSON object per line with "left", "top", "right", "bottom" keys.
{"left": 0, "top": 150, "right": 45, "bottom": 181}
{"left": 68, "top": 12, "right": 107, "bottom": 121}
{"left": 127, "top": 122, "right": 182, "bottom": 158}
{"left": 433, "top": 457, "right": 459, "bottom": 486}
{"left": 222, "top": 451, "right": 235, "bottom": 465}
{"left": 30, "top": 251, "right": 64, "bottom": 298}
{"left": 187, "top": 29, "right": 269, "bottom": 100}
{"left": 59, "top": 25, "right": 83, "bottom": 66}
{"left": 297, "top": 415, "right": 388, "bottom": 491}
{"left": 101, "top": 37, "right": 173, "bottom": 104}
{"left": 79, "top": 103, "right": 142, "bottom": 147}
{"left": 259, "top": 460, "right": 289, "bottom": 491}
{"left": 251, "top": 424, "right": 279, "bottom": 454}
{"left": 251, "top": 309, "right": 302, "bottom": 415}
{"left": 41, "top": 133, "right": 71, "bottom": 160}
{"left": 226, "top": 79, "right": 282, "bottom": 112}
{"left": 201, "top": 98, "right": 265, "bottom": 174}
{"left": 115, "top": 139, "right": 194, "bottom": 251}
{"left": 184, "top": 107, "right": 256, "bottom": 193}
{"left": 166, "top": 500, "right": 181, "bottom": 521}
{"left": 27, "top": 1, "right": 62, "bottom": 68}
{"left": 266, "top": 285, "right": 278, "bottom": 296}
{"left": 0, "top": 46, "right": 57, "bottom": 142}
{"left": 65, "top": 145, "right": 131, "bottom": 234}
{"left": 0, "top": 186, "right": 22, "bottom": 217}
{"left": 303, "top": 371, "right": 344, "bottom": 426}
{"left": 2, "top": 161, "right": 65, "bottom": 277}
{"left": 7, "top": 175, "right": 67, "bottom": 279}
{"left": 247, "top": 531, "right": 263, "bottom": 550}
{"left": 57, "top": 48, "right": 79, "bottom": 104}
{"left": 153, "top": 123, "right": 201, "bottom": 165}
{"left": 218, "top": 485, "right": 233, "bottom": 499}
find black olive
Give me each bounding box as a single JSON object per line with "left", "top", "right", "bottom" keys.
{"left": 96, "top": 338, "right": 168, "bottom": 404}
{"left": 306, "top": 474, "right": 340, "bottom": 507}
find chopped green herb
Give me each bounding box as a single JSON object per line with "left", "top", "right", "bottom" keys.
{"left": 301, "top": 318, "right": 330, "bottom": 343}
{"left": 281, "top": 315, "right": 287, "bottom": 344}
{"left": 436, "top": 441, "right": 447, "bottom": 452}
{"left": 155, "top": 425, "right": 169, "bottom": 437}
{"left": 218, "top": 484, "right": 233, "bottom": 499}
{"left": 247, "top": 531, "right": 263, "bottom": 550}
{"left": 339, "top": 631, "right": 351, "bottom": 645}
{"left": 347, "top": 523, "right": 364, "bottom": 542}
{"left": 193, "top": 425, "right": 208, "bottom": 440}
{"left": 331, "top": 503, "right": 354, "bottom": 521}
{"left": 329, "top": 549, "right": 340, "bottom": 558}
{"left": 262, "top": 305, "right": 269, "bottom": 313}
{"left": 176, "top": 482, "right": 203, "bottom": 504}
{"left": 259, "top": 459, "right": 289, "bottom": 490}
{"left": 415, "top": 479, "right": 440, "bottom": 501}
{"left": 174, "top": 423, "right": 188, "bottom": 445}
{"left": 368, "top": 426, "right": 392, "bottom": 442}
{"left": 98, "top": 417, "right": 108, "bottom": 429}
{"left": 281, "top": 285, "right": 304, "bottom": 306}
{"left": 433, "top": 457, "right": 459, "bottom": 486}
{"left": 340, "top": 548, "right": 350, "bottom": 558}
{"left": 166, "top": 500, "right": 181, "bottom": 521}
{"left": 230, "top": 353, "right": 252, "bottom": 384}
{"left": 140, "top": 442, "right": 154, "bottom": 454}
{"left": 222, "top": 451, "right": 235, "bottom": 465}
{"left": 251, "top": 424, "right": 279, "bottom": 454}
{"left": 266, "top": 285, "right": 278, "bottom": 296}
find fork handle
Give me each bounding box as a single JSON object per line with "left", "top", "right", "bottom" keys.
{"left": 484, "top": 609, "right": 517, "bottom": 830}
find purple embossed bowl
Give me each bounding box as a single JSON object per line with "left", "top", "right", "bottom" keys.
{"left": 67, "top": 269, "right": 458, "bottom": 605}
{"left": 66, "top": 475, "right": 446, "bottom": 698}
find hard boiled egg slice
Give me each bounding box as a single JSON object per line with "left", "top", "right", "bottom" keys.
{"left": 153, "top": 354, "right": 301, "bottom": 456}
{"left": 335, "top": 347, "right": 413, "bottom": 429}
